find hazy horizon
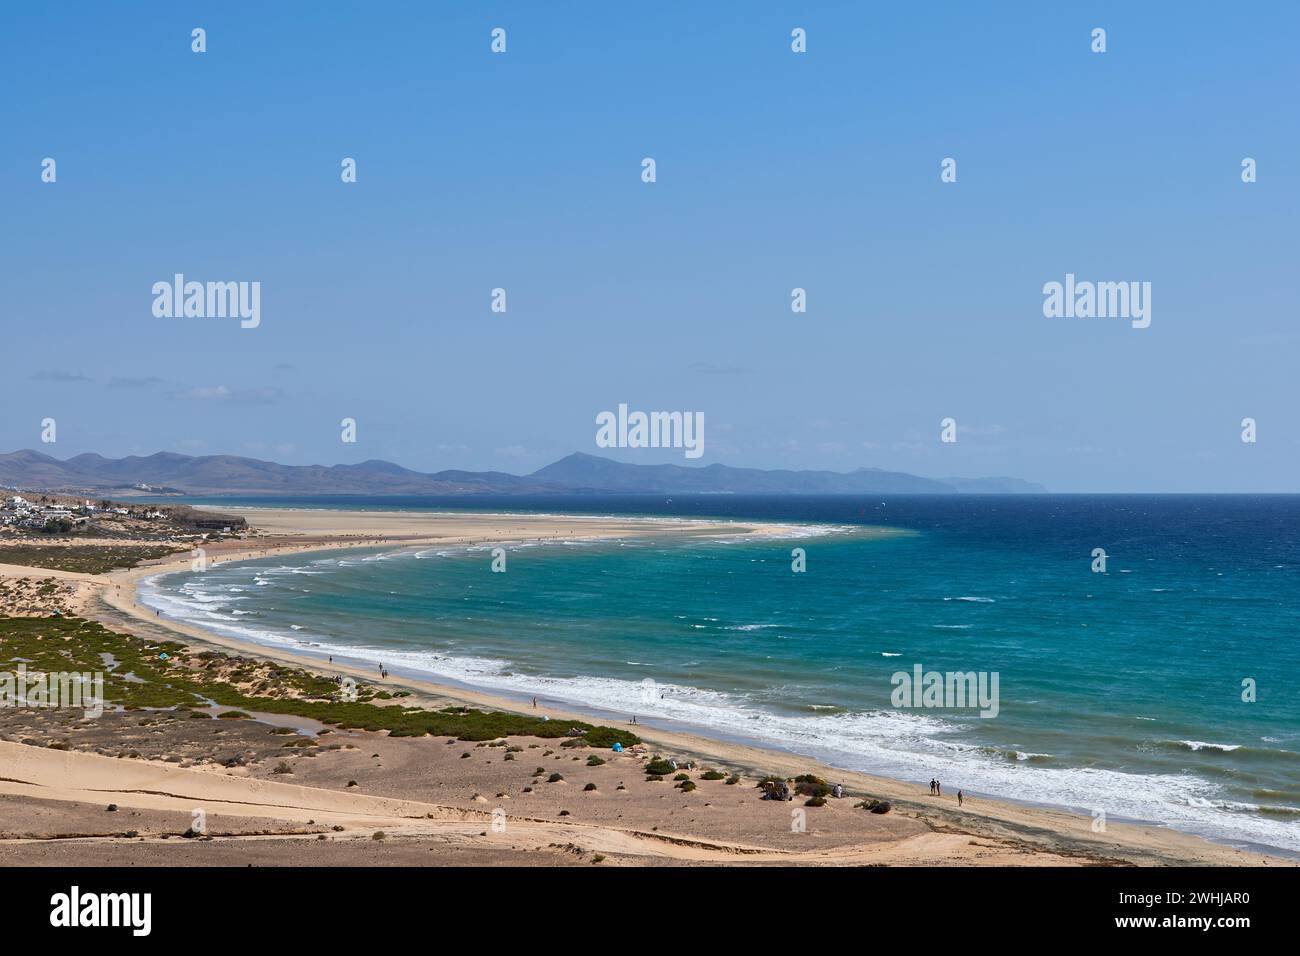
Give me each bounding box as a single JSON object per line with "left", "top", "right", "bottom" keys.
{"left": 8, "top": 442, "right": 1300, "bottom": 495}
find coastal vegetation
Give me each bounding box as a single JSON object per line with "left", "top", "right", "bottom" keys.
{"left": 0, "top": 543, "right": 185, "bottom": 574}
{"left": 0, "top": 616, "right": 642, "bottom": 747}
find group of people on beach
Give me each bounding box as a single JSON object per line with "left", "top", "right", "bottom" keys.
{"left": 325, "top": 655, "right": 386, "bottom": 680}
{"left": 930, "top": 778, "right": 964, "bottom": 806}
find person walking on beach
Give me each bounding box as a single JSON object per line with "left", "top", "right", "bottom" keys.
{"left": 957, "top": 789, "right": 964, "bottom": 807}
{"left": 935, "top": 780, "right": 942, "bottom": 797}
{"left": 929, "top": 778, "right": 937, "bottom": 795}
{"left": 532, "top": 696, "right": 537, "bottom": 709}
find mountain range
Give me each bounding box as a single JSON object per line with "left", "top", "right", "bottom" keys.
{"left": 0, "top": 449, "right": 1046, "bottom": 497}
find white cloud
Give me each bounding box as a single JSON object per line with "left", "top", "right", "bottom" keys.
{"left": 170, "top": 385, "right": 282, "bottom": 404}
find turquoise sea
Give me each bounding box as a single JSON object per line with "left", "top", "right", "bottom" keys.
{"left": 141, "top": 495, "right": 1300, "bottom": 855}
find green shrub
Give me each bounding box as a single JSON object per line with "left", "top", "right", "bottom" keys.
{"left": 856, "top": 799, "right": 892, "bottom": 814}
{"left": 582, "top": 727, "right": 639, "bottom": 749}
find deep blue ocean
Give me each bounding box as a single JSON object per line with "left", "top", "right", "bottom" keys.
{"left": 143, "top": 495, "right": 1300, "bottom": 854}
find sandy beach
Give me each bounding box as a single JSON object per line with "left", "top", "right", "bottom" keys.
{"left": 0, "top": 508, "right": 1289, "bottom": 867}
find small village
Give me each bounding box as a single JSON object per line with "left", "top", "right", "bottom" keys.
{"left": 1, "top": 494, "right": 165, "bottom": 533}
{"left": 0, "top": 490, "right": 245, "bottom": 539}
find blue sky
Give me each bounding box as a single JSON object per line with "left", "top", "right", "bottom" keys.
{"left": 2, "top": 1, "right": 1297, "bottom": 492}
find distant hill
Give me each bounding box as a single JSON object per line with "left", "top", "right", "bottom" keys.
{"left": 535, "top": 454, "right": 960, "bottom": 494}
{"left": 0, "top": 449, "right": 1046, "bottom": 496}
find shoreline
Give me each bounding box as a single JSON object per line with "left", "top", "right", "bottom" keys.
{"left": 4, "top": 508, "right": 1290, "bottom": 865}
{"left": 135, "top": 564, "right": 1281, "bottom": 860}
{"left": 105, "top": 513, "right": 1285, "bottom": 865}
